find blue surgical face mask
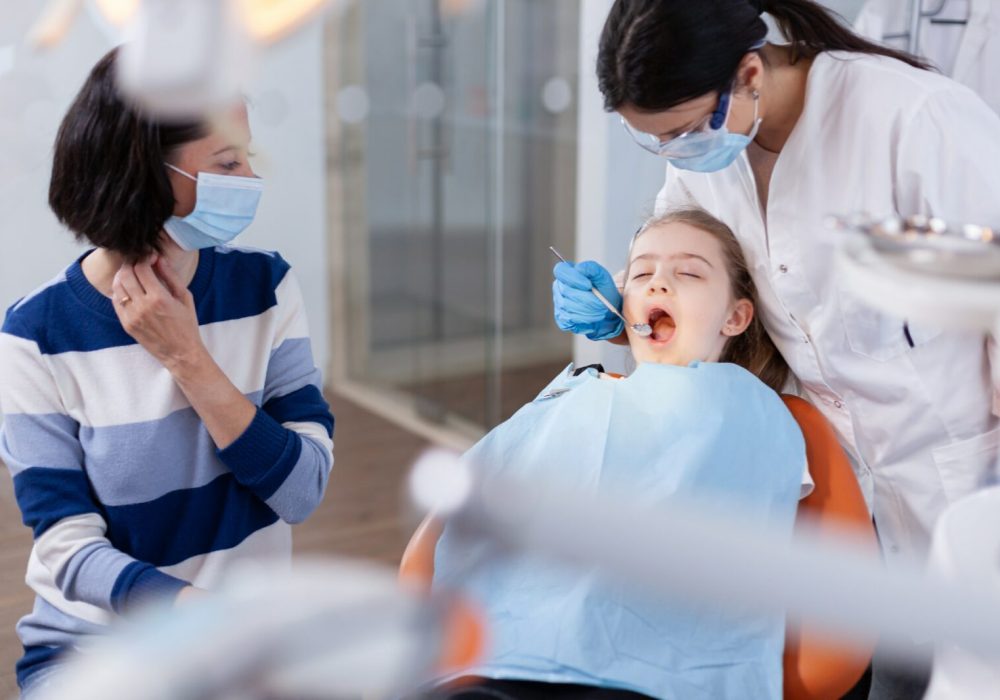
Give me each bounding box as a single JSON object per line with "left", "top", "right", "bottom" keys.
{"left": 163, "top": 163, "right": 263, "bottom": 250}
{"left": 622, "top": 87, "right": 763, "bottom": 173}
{"left": 664, "top": 89, "right": 762, "bottom": 172}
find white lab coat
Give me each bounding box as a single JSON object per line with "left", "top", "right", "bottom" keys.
{"left": 655, "top": 51, "right": 1000, "bottom": 565}
{"left": 854, "top": 0, "right": 1000, "bottom": 115}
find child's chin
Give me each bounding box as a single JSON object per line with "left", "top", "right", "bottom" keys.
{"left": 633, "top": 352, "right": 680, "bottom": 366}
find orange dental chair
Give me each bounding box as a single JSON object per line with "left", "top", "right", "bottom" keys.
{"left": 400, "top": 395, "right": 877, "bottom": 700}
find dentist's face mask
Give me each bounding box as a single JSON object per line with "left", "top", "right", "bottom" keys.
{"left": 621, "top": 87, "right": 762, "bottom": 173}
{"left": 163, "top": 163, "right": 263, "bottom": 250}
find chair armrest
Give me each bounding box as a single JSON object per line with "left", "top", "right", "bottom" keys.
{"left": 781, "top": 395, "right": 879, "bottom": 700}
{"left": 399, "top": 516, "right": 443, "bottom": 591}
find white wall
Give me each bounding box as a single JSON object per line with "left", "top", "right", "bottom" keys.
{"left": 0, "top": 6, "right": 97, "bottom": 314}
{"left": 0, "top": 8, "right": 329, "bottom": 370}
{"left": 240, "top": 22, "right": 329, "bottom": 372}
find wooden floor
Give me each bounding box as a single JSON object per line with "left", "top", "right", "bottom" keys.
{"left": 406, "top": 360, "right": 569, "bottom": 428}
{"left": 0, "top": 391, "right": 432, "bottom": 697}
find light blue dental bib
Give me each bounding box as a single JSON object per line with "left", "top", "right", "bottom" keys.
{"left": 433, "top": 362, "right": 805, "bottom": 699}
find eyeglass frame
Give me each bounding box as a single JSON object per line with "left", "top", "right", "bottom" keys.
{"left": 620, "top": 86, "right": 735, "bottom": 158}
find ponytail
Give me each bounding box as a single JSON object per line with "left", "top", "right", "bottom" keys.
{"left": 762, "top": 0, "right": 932, "bottom": 69}
{"left": 598, "top": 0, "right": 930, "bottom": 113}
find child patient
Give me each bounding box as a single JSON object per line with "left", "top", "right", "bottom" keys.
{"left": 429, "top": 208, "right": 809, "bottom": 700}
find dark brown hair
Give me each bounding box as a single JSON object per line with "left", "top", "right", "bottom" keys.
{"left": 627, "top": 207, "right": 790, "bottom": 392}
{"left": 48, "top": 47, "right": 206, "bottom": 261}
{"left": 598, "top": 0, "right": 932, "bottom": 113}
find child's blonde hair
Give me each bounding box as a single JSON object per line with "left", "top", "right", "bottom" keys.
{"left": 626, "top": 207, "right": 789, "bottom": 392}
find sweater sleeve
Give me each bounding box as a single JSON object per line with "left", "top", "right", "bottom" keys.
{"left": 0, "top": 323, "right": 189, "bottom": 614}
{"left": 215, "top": 267, "right": 334, "bottom": 524}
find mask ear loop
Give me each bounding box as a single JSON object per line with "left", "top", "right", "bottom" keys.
{"left": 711, "top": 40, "right": 767, "bottom": 131}
{"left": 165, "top": 162, "right": 198, "bottom": 182}
{"left": 748, "top": 89, "right": 762, "bottom": 136}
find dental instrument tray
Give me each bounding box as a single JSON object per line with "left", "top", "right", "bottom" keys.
{"left": 828, "top": 214, "right": 1000, "bottom": 280}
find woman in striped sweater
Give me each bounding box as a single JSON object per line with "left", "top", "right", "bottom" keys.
{"left": 0, "top": 47, "right": 334, "bottom": 698}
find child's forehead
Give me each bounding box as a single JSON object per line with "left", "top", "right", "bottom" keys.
{"left": 630, "top": 221, "right": 721, "bottom": 260}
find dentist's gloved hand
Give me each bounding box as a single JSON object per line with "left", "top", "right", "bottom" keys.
{"left": 552, "top": 261, "right": 624, "bottom": 341}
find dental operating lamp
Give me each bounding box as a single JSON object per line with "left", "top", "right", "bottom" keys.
{"left": 29, "top": 0, "right": 342, "bottom": 119}
{"left": 830, "top": 213, "right": 1000, "bottom": 697}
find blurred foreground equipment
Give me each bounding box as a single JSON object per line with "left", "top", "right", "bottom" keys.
{"left": 410, "top": 449, "right": 1000, "bottom": 693}
{"left": 25, "top": 451, "right": 1000, "bottom": 699}
{"left": 32, "top": 559, "right": 483, "bottom": 700}
{"left": 29, "top": 0, "right": 343, "bottom": 118}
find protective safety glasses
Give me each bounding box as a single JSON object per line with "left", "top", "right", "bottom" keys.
{"left": 621, "top": 87, "right": 733, "bottom": 158}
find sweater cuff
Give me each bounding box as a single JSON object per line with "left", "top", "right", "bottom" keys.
{"left": 216, "top": 407, "right": 300, "bottom": 498}
{"left": 110, "top": 562, "right": 189, "bottom": 614}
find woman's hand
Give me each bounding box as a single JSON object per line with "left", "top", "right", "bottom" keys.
{"left": 552, "top": 260, "right": 626, "bottom": 341}
{"left": 112, "top": 256, "right": 207, "bottom": 374}
{"left": 113, "top": 254, "right": 255, "bottom": 449}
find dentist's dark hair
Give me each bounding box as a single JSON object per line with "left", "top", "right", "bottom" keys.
{"left": 598, "top": 0, "right": 932, "bottom": 113}
{"left": 49, "top": 47, "right": 206, "bottom": 261}
{"left": 630, "top": 208, "right": 789, "bottom": 393}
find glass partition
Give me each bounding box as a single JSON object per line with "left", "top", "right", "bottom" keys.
{"left": 326, "top": 0, "right": 578, "bottom": 440}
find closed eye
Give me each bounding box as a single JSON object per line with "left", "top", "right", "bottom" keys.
{"left": 678, "top": 272, "right": 702, "bottom": 279}
{"left": 220, "top": 161, "right": 242, "bottom": 171}
{"left": 632, "top": 272, "right": 652, "bottom": 280}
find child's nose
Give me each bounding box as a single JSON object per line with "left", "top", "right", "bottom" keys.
{"left": 647, "top": 281, "right": 670, "bottom": 295}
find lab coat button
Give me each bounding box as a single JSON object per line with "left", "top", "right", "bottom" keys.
{"left": 834, "top": 400, "right": 843, "bottom": 409}
{"left": 779, "top": 264, "right": 789, "bottom": 273}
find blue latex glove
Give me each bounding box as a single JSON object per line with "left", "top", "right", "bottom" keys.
{"left": 551, "top": 260, "right": 624, "bottom": 341}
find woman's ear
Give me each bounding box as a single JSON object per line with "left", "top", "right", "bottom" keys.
{"left": 722, "top": 298, "right": 754, "bottom": 336}
{"left": 736, "top": 52, "right": 764, "bottom": 94}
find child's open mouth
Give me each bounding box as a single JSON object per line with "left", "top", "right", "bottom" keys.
{"left": 647, "top": 308, "right": 676, "bottom": 342}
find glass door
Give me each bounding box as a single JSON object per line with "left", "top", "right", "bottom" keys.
{"left": 326, "top": 0, "right": 578, "bottom": 441}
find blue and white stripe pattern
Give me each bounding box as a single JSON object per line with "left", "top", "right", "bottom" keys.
{"left": 0, "top": 246, "right": 334, "bottom": 690}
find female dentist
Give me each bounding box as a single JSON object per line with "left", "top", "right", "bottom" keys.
{"left": 552, "top": 1, "right": 1000, "bottom": 697}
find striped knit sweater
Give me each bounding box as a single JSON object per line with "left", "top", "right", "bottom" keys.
{"left": 0, "top": 245, "right": 334, "bottom": 689}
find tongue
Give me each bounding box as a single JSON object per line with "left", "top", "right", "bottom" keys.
{"left": 651, "top": 317, "right": 675, "bottom": 342}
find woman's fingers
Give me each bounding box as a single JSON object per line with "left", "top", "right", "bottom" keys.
{"left": 133, "top": 259, "right": 167, "bottom": 300}
{"left": 153, "top": 257, "right": 188, "bottom": 300}
{"left": 111, "top": 276, "right": 131, "bottom": 310}
{"left": 114, "top": 265, "right": 145, "bottom": 305}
